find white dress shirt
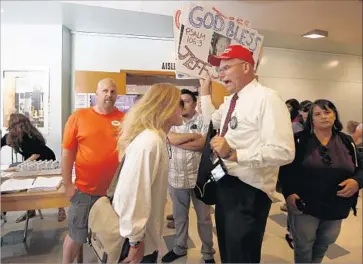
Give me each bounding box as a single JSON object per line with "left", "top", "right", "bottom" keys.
{"left": 112, "top": 129, "right": 169, "bottom": 255}
{"left": 169, "top": 112, "right": 208, "bottom": 189}
{"left": 201, "top": 79, "right": 295, "bottom": 199}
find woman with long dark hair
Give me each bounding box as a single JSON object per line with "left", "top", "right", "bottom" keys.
{"left": 1, "top": 113, "right": 66, "bottom": 223}
{"left": 298, "top": 100, "right": 313, "bottom": 123}
{"left": 286, "top": 98, "right": 304, "bottom": 133}
{"left": 280, "top": 99, "right": 363, "bottom": 263}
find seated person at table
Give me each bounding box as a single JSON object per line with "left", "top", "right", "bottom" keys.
{"left": 1, "top": 113, "right": 66, "bottom": 223}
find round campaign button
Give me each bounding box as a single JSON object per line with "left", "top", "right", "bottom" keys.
{"left": 111, "top": 120, "right": 121, "bottom": 126}
{"left": 230, "top": 116, "right": 238, "bottom": 130}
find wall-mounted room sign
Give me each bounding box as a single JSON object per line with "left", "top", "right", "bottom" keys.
{"left": 161, "top": 62, "right": 176, "bottom": 71}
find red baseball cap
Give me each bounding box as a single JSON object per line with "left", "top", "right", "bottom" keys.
{"left": 208, "top": 45, "right": 255, "bottom": 67}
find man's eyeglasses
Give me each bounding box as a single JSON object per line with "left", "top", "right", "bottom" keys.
{"left": 319, "top": 145, "right": 332, "bottom": 165}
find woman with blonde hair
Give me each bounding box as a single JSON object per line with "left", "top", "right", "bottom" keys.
{"left": 112, "top": 83, "right": 183, "bottom": 263}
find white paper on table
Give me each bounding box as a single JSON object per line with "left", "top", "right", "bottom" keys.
{"left": 9, "top": 169, "right": 62, "bottom": 178}
{"left": 1, "top": 165, "right": 10, "bottom": 171}
{"left": 28, "top": 176, "right": 63, "bottom": 192}
{"left": 0, "top": 179, "right": 35, "bottom": 193}
{"left": 1, "top": 171, "right": 14, "bottom": 178}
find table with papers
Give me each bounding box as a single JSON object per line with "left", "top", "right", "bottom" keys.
{"left": 1, "top": 176, "right": 63, "bottom": 193}
{"left": 0, "top": 171, "right": 70, "bottom": 243}
{"left": 0, "top": 165, "right": 84, "bottom": 262}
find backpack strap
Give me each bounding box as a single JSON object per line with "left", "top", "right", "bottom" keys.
{"left": 107, "top": 155, "right": 126, "bottom": 201}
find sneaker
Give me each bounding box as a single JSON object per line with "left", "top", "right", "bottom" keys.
{"left": 161, "top": 250, "right": 186, "bottom": 263}
{"left": 166, "top": 214, "right": 174, "bottom": 221}
{"left": 167, "top": 221, "right": 175, "bottom": 229}
{"left": 280, "top": 203, "right": 288, "bottom": 212}
{"left": 204, "top": 259, "right": 215, "bottom": 263}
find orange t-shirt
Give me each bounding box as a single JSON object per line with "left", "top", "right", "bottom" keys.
{"left": 62, "top": 107, "right": 125, "bottom": 196}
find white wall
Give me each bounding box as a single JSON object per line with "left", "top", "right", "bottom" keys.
{"left": 72, "top": 33, "right": 175, "bottom": 72}
{"left": 72, "top": 33, "right": 362, "bottom": 127}
{"left": 62, "top": 26, "right": 72, "bottom": 131}
{"left": 258, "top": 48, "right": 362, "bottom": 126}
{"left": 1, "top": 24, "right": 64, "bottom": 165}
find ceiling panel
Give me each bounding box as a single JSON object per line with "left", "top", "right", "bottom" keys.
{"left": 1, "top": 1, "right": 362, "bottom": 55}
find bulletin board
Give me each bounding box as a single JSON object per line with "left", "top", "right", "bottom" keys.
{"left": 74, "top": 70, "right": 229, "bottom": 109}
{"left": 1, "top": 68, "right": 50, "bottom": 133}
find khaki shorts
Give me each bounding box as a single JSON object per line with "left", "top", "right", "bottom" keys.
{"left": 67, "top": 190, "right": 101, "bottom": 244}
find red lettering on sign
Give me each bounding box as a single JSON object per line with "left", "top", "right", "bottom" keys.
{"left": 212, "top": 7, "right": 250, "bottom": 27}
{"left": 212, "top": 7, "right": 227, "bottom": 19}
{"left": 175, "top": 9, "right": 181, "bottom": 29}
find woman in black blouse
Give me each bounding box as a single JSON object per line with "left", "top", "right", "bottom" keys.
{"left": 279, "top": 99, "right": 363, "bottom": 263}
{"left": 1, "top": 113, "right": 66, "bottom": 223}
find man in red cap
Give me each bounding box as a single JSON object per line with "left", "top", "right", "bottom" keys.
{"left": 200, "top": 45, "right": 295, "bottom": 263}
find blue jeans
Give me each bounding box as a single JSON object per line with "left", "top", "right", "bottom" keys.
{"left": 288, "top": 212, "right": 342, "bottom": 263}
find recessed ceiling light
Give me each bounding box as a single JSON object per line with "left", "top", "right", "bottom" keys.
{"left": 302, "top": 29, "right": 328, "bottom": 39}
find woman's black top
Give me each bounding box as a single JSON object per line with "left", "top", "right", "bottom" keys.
{"left": 279, "top": 131, "right": 363, "bottom": 220}
{"left": 1, "top": 133, "right": 55, "bottom": 161}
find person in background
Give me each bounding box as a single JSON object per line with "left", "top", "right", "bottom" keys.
{"left": 347, "top": 120, "right": 363, "bottom": 147}
{"left": 61, "top": 78, "right": 125, "bottom": 263}
{"left": 113, "top": 83, "right": 183, "bottom": 263}
{"left": 280, "top": 100, "right": 306, "bottom": 209}
{"left": 299, "top": 100, "right": 313, "bottom": 123}
{"left": 166, "top": 92, "right": 201, "bottom": 230}
{"left": 281, "top": 99, "right": 313, "bottom": 248}
{"left": 347, "top": 120, "right": 360, "bottom": 135}
{"left": 200, "top": 45, "right": 295, "bottom": 263}
{"left": 277, "top": 99, "right": 301, "bottom": 206}
{"left": 162, "top": 89, "right": 215, "bottom": 263}
{"left": 0, "top": 113, "right": 66, "bottom": 223}
{"left": 276, "top": 98, "right": 303, "bottom": 196}
{"left": 280, "top": 99, "right": 363, "bottom": 263}
{"left": 286, "top": 99, "right": 303, "bottom": 133}
{"left": 278, "top": 99, "right": 305, "bottom": 198}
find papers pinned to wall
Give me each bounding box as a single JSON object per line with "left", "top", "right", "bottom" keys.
{"left": 75, "top": 93, "right": 89, "bottom": 109}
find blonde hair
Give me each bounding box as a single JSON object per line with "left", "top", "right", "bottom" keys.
{"left": 118, "top": 83, "right": 181, "bottom": 158}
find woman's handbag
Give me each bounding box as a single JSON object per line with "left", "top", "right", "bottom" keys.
{"left": 87, "top": 156, "right": 130, "bottom": 263}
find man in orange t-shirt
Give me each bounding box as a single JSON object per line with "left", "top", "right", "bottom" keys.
{"left": 61, "top": 78, "right": 124, "bottom": 263}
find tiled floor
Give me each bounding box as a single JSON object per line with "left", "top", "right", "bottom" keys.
{"left": 1, "top": 191, "right": 362, "bottom": 263}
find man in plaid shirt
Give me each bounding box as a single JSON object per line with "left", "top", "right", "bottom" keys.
{"left": 162, "top": 89, "right": 215, "bottom": 263}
